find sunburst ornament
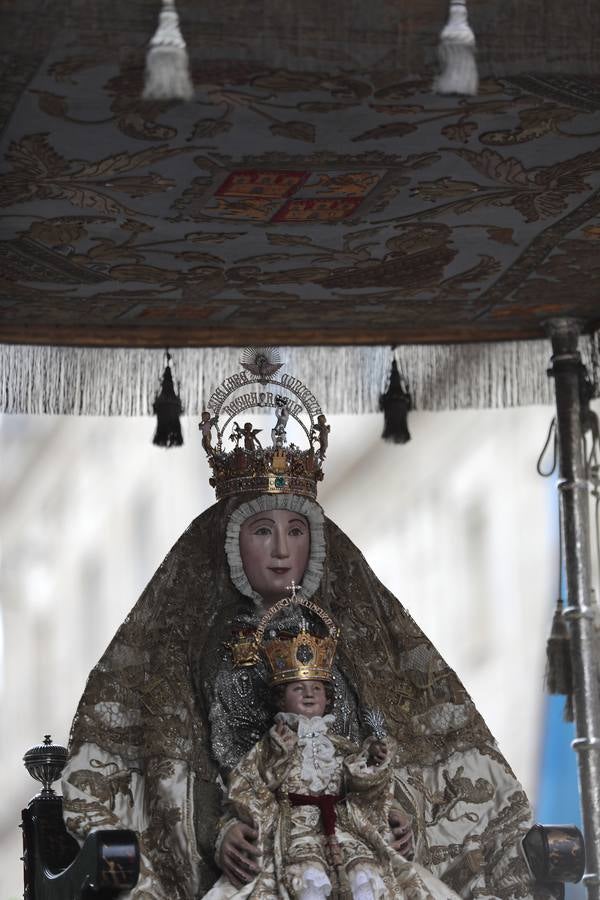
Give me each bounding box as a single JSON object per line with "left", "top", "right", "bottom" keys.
{"left": 240, "top": 347, "right": 283, "bottom": 382}
{"left": 363, "top": 707, "right": 388, "bottom": 741}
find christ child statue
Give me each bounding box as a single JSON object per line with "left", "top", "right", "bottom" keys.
{"left": 203, "top": 602, "right": 461, "bottom": 900}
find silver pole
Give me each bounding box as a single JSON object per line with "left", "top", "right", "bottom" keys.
{"left": 548, "top": 317, "right": 600, "bottom": 900}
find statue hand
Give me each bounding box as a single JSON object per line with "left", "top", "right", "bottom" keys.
{"left": 388, "top": 810, "right": 414, "bottom": 860}
{"left": 367, "top": 741, "right": 388, "bottom": 766}
{"left": 219, "top": 821, "right": 261, "bottom": 887}
{"left": 274, "top": 722, "right": 296, "bottom": 747}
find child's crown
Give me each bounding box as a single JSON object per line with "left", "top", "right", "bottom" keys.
{"left": 255, "top": 583, "right": 338, "bottom": 685}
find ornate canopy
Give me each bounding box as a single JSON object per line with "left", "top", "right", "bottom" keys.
{"left": 1, "top": 0, "right": 600, "bottom": 349}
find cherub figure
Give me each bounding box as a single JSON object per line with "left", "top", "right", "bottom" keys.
{"left": 311, "top": 414, "right": 331, "bottom": 461}
{"left": 271, "top": 396, "right": 290, "bottom": 448}
{"left": 199, "top": 410, "right": 217, "bottom": 454}
{"left": 231, "top": 422, "right": 262, "bottom": 451}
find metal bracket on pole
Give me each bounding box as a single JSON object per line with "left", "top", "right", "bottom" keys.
{"left": 547, "top": 317, "right": 600, "bottom": 900}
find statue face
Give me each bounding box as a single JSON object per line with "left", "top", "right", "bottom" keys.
{"left": 280, "top": 679, "right": 327, "bottom": 717}
{"left": 239, "top": 509, "right": 310, "bottom": 605}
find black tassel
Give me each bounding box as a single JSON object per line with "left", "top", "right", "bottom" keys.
{"left": 545, "top": 598, "right": 574, "bottom": 721}
{"left": 152, "top": 353, "right": 183, "bottom": 447}
{"left": 379, "top": 358, "right": 412, "bottom": 444}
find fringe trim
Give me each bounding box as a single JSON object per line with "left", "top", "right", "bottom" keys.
{"left": 0, "top": 341, "right": 575, "bottom": 416}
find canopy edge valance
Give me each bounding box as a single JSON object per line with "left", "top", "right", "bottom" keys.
{"left": 4, "top": 340, "right": 594, "bottom": 415}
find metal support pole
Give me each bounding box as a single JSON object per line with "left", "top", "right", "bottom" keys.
{"left": 548, "top": 317, "right": 600, "bottom": 899}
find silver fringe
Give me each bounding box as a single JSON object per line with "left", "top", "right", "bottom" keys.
{"left": 0, "top": 341, "right": 573, "bottom": 416}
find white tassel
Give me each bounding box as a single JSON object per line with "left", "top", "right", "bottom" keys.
{"left": 143, "top": 0, "right": 194, "bottom": 101}
{"left": 433, "top": 0, "right": 478, "bottom": 96}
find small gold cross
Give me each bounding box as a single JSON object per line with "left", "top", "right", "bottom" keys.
{"left": 286, "top": 580, "right": 300, "bottom": 600}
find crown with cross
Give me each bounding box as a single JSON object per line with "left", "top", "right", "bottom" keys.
{"left": 257, "top": 582, "right": 339, "bottom": 685}
{"left": 199, "top": 348, "right": 330, "bottom": 501}
{"left": 227, "top": 582, "right": 339, "bottom": 683}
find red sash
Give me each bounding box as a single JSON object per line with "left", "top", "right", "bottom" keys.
{"left": 288, "top": 792, "right": 345, "bottom": 836}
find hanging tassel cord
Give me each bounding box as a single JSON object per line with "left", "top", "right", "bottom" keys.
{"left": 143, "top": 0, "right": 194, "bottom": 101}
{"left": 544, "top": 513, "right": 575, "bottom": 720}
{"left": 433, "top": 0, "right": 479, "bottom": 96}
{"left": 536, "top": 417, "right": 557, "bottom": 478}
{"left": 538, "top": 415, "right": 574, "bottom": 718}
{"left": 152, "top": 351, "right": 184, "bottom": 448}
{"left": 544, "top": 517, "right": 574, "bottom": 720}
{"left": 379, "top": 351, "right": 413, "bottom": 444}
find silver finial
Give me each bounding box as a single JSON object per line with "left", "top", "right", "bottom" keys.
{"left": 23, "top": 734, "right": 68, "bottom": 798}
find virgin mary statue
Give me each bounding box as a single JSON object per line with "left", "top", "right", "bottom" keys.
{"left": 61, "top": 348, "right": 546, "bottom": 900}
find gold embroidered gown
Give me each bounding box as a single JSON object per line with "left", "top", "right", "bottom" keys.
{"left": 62, "top": 500, "right": 549, "bottom": 899}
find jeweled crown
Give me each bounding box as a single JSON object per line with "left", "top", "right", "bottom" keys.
{"left": 256, "top": 590, "right": 339, "bottom": 685}
{"left": 226, "top": 627, "right": 260, "bottom": 668}
{"left": 200, "top": 347, "right": 330, "bottom": 501}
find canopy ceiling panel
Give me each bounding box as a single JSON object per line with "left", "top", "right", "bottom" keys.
{"left": 1, "top": 0, "right": 599, "bottom": 348}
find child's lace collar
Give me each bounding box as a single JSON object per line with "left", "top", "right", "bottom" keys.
{"left": 275, "top": 712, "right": 335, "bottom": 736}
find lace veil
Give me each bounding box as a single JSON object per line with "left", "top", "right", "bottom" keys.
{"left": 62, "top": 493, "right": 538, "bottom": 900}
